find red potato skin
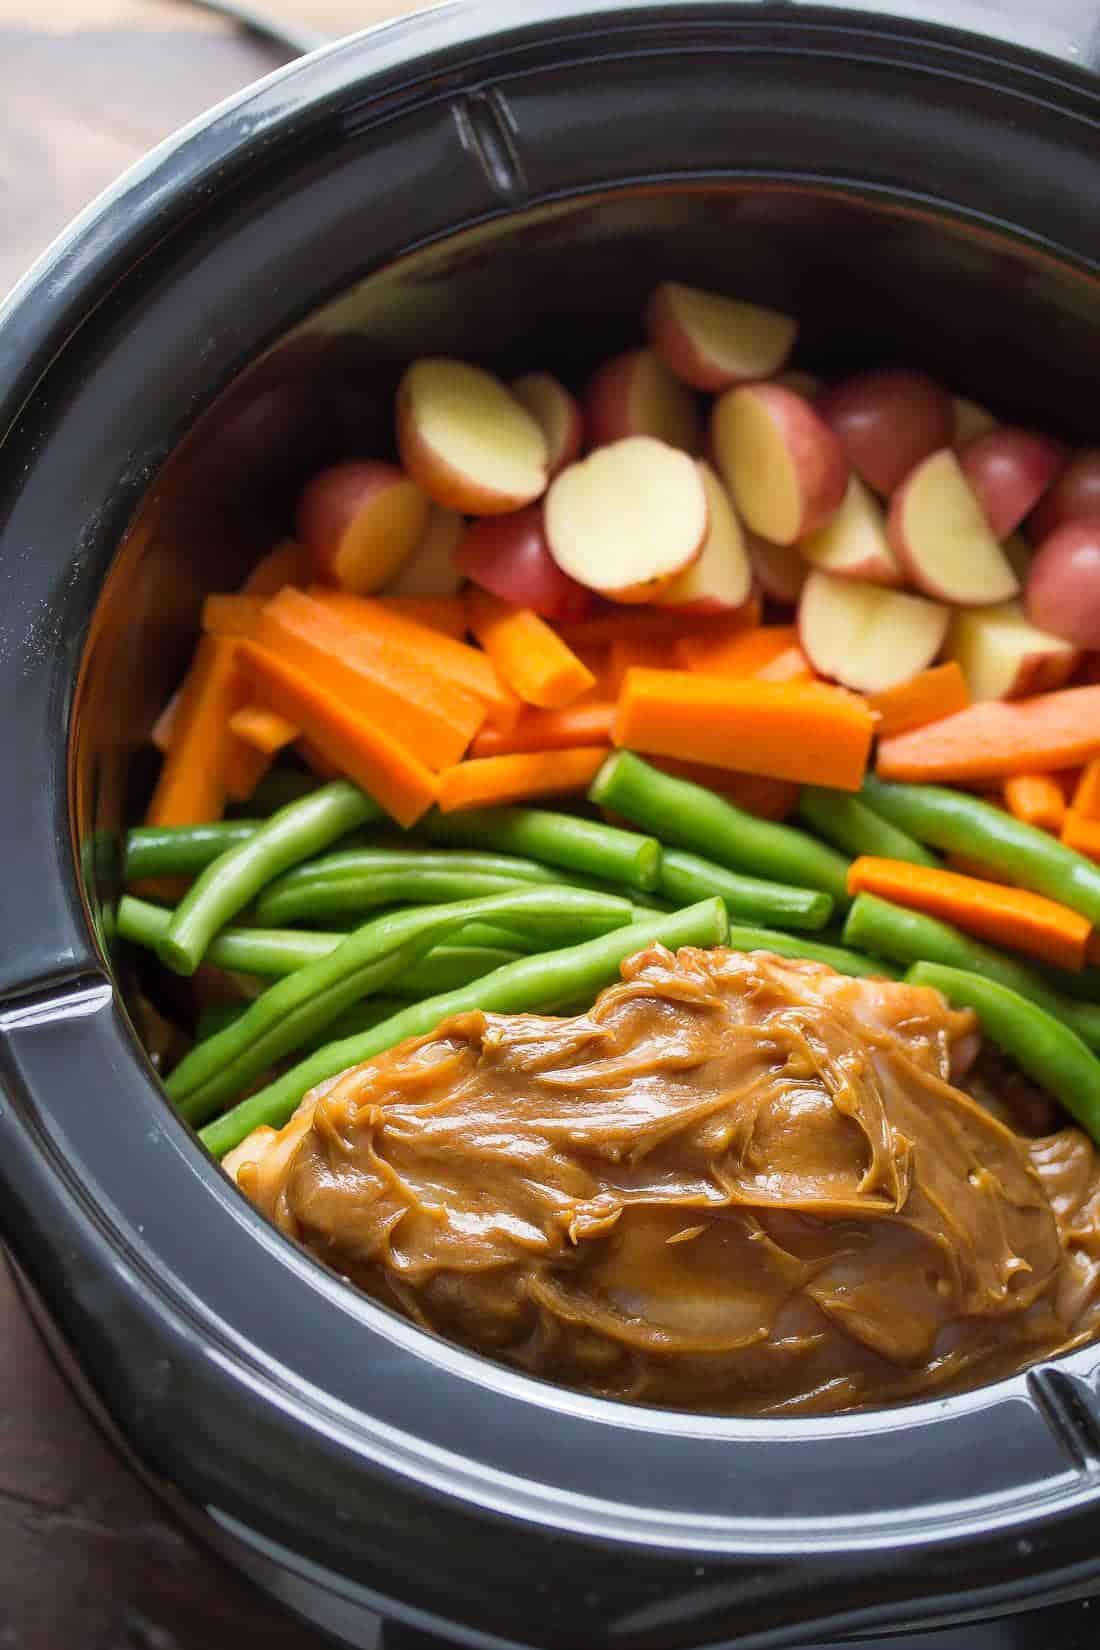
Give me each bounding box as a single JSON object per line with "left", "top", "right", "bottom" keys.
{"left": 395, "top": 378, "right": 547, "bottom": 515}
{"left": 295, "top": 460, "right": 420, "bottom": 582}
{"left": 511, "top": 374, "right": 585, "bottom": 477}
{"left": 454, "top": 507, "right": 594, "bottom": 622}
{"left": 817, "top": 369, "right": 953, "bottom": 497}
{"left": 958, "top": 428, "right": 1067, "bottom": 539}
{"left": 729, "top": 384, "right": 849, "bottom": 541}
{"left": 1025, "top": 522, "right": 1100, "bottom": 649}
{"left": 745, "top": 532, "right": 806, "bottom": 603}
{"left": 583, "top": 350, "right": 702, "bottom": 454}
{"left": 644, "top": 286, "right": 793, "bottom": 392}
{"left": 1028, "top": 450, "right": 1100, "bottom": 542}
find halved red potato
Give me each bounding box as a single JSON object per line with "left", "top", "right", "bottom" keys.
{"left": 383, "top": 504, "right": 464, "bottom": 597}
{"left": 645, "top": 281, "right": 797, "bottom": 391}
{"left": 583, "top": 348, "right": 703, "bottom": 454}
{"left": 958, "top": 427, "right": 1066, "bottom": 539}
{"left": 455, "top": 505, "right": 593, "bottom": 622}
{"left": 798, "top": 475, "right": 901, "bottom": 585}
{"left": 1025, "top": 521, "right": 1100, "bottom": 649}
{"left": 952, "top": 394, "right": 998, "bottom": 448}
{"left": 545, "top": 436, "right": 708, "bottom": 604}
{"left": 744, "top": 531, "right": 807, "bottom": 604}
{"left": 712, "top": 382, "right": 848, "bottom": 545}
{"left": 295, "top": 460, "right": 429, "bottom": 593}
{"left": 888, "top": 449, "right": 1020, "bottom": 605}
{"left": 396, "top": 358, "right": 548, "bottom": 514}
{"left": 1002, "top": 532, "right": 1034, "bottom": 586}
{"left": 654, "top": 463, "right": 752, "bottom": 613}
{"left": 1028, "top": 449, "right": 1100, "bottom": 542}
{"left": 510, "top": 372, "right": 584, "bottom": 476}
{"left": 818, "top": 368, "right": 953, "bottom": 497}
{"left": 799, "top": 569, "right": 950, "bottom": 694}
{"left": 947, "top": 600, "right": 1080, "bottom": 700}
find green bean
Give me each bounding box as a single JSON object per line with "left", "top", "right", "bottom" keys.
{"left": 254, "top": 848, "right": 562, "bottom": 925}
{"left": 158, "top": 783, "right": 384, "bottom": 976}
{"left": 119, "top": 895, "right": 338, "bottom": 975}
{"left": 125, "top": 821, "right": 263, "bottom": 882}
{"left": 844, "top": 894, "right": 1100, "bottom": 1050}
{"left": 862, "top": 775, "right": 1100, "bottom": 929}
{"left": 419, "top": 805, "right": 661, "bottom": 891}
{"left": 657, "top": 849, "right": 833, "bottom": 931}
{"left": 723, "top": 921, "right": 897, "bottom": 979}
{"left": 590, "top": 751, "right": 851, "bottom": 907}
{"left": 200, "top": 896, "right": 729, "bottom": 1157}
{"left": 198, "top": 992, "right": 430, "bottom": 1045}
{"left": 170, "top": 885, "right": 634, "bottom": 1124}
{"left": 797, "top": 788, "right": 939, "bottom": 868}
{"left": 906, "top": 963, "right": 1100, "bottom": 1145}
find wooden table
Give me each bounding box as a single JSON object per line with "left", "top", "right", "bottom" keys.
{"left": 0, "top": 8, "right": 424, "bottom": 1644}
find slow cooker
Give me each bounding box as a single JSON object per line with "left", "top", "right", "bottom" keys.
{"left": 3, "top": 4, "right": 1100, "bottom": 1646}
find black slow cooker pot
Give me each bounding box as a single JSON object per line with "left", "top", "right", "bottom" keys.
{"left": 3, "top": 4, "right": 1100, "bottom": 1647}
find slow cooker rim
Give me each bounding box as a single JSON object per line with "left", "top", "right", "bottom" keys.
{"left": 5, "top": 5, "right": 1100, "bottom": 1645}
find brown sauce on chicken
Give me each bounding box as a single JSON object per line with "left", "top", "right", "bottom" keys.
{"left": 226, "top": 947, "right": 1100, "bottom": 1415}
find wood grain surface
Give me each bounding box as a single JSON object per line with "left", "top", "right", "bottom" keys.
{"left": 0, "top": 8, "right": 422, "bottom": 1645}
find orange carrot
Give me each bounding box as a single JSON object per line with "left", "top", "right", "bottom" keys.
{"left": 229, "top": 705, "right": 300, "bottom": 754}
{"left": 606, "top": 637, "right": 679, "bottom": 696}
{"left": 151, "top": 688, "right": 182, "bottom": 754}
{"left": 847, "top": 856, "right": 1093, "bottom": 972}
{"left": 614, "top": 670, "right": 874, "bottom": 791}
{"left": 469, "top": 702, "right": 616, "bottom": 759}
{"left": 1003, "top": 773, "right": 1066, "bottom": 832}
{"left": 755, "top": 646, "right": 815, "bottom": 684}
{"left": 466, "top": 589, "right": 596, "bottom": 710}
{"left": 374, "top": 595, "right": 468, "bottom": 639}
{"left": 557, "top": 596, "right": 761, "bottom": 651}
{"left": 242, "top": 540, "right": 312, "bottom": 597}
{"left": 876, "top": 684, "right": 1100, "bottom": 783}
{"left": 648, "top": 758, "right": 799, "bottom": 821}
{"left": 675, "top": 625, "right": 797, "bottom": 677}
{"left": 222, "top": 739, "right": 273, "bottom": 804}
{"left": 1071, "top": 758, "right": 1100, "bottom": 821}
{"left": 238, "top": 641, "right": 437, "bottom": 826}
{"left": 257, "top": 587, "right": 485, "bottom": 770}
{"left": 868, "top": 661, "right": 970, "bottom": 738}
{"left": 202, "top": 594, "right": 266, "bottom": 638}
{"left": 437, "top": 747, "right": 609, "bottom": 813}
{"left": 297, "top": 737, "right": 342, "bottom": 781}
{"left": 146, "top": 636, "right": 239, "bottom": 826}
{"left": 310, "top": 587, "right": 520, "bottom": 732}
{"left": 1062, "top": 810, "right": 1100, "bottom": 864}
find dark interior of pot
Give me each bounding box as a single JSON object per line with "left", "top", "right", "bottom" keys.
{"left": 70, "top": 181, "right": 1100, "bottom": 1416}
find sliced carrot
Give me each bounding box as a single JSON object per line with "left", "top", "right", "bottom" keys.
{"left": 437, "top": 747, "right": 609, "bottom": 813}
{"left": 151, "top": 688, "right": 182, "bottom": 754}
{"left": 876, "top": 684, "right": 1100, "bottom": 783}
{"left": 222, "top": 738, "right": 273, "bottom": 804}
{"left": 557, "top": 594, "right": 761, "bottom": 651}
{"left": 298, "top": 737, "right": 342, "bottom": 781}
{"left": 202, "top": 594, "right": 266, "bottom": 638}
{"left": 1062, "top": 810, "right": 1100, "bottom": 864}
{"left": 310, "top": 587, "right": 520, "bottom": 732}
{"left": 614, "top": 670, "right": 874, "bottom": 791}
{"left": 868, "top": 661, "right": 970, "bottom": 738}
{"left": 145, "top": 636, "right": 239, "bottom": 826}
{"left": 238, "top": 641, "right": 437, "bottom": 827}
{"left": 1003, "top": 773, "right": 1066, "bottom": 832}
{"left": 1071, "top": 758, "right": 1100, "bottom": 821}
{"left": 242, "top": 540, "right": 312, "bottom": 597}
{"left": 606, "top": 637, "right": 679, "bottom": 696}
{"left": 648, "top": 758, "right": 800, "bottom": 821}
{"left": 257, "top": 587, "right": 485, "bottom": 770}
{"left": 229, "top": 705, "right": 300, "bottom": 754}
{"left": 466, "top": 589, "right": 596, "bottom": 710}
{"left": 755, "top": 646, "right": 815, "bottom": 684}
{"left": 469, "top": 701, "right": 616, "bottom": 759}
{"left": 374, "top": 595, "right": 468, "bottom": 639}
{"left": 847, "top": 856, "right": 1093, "bottom": 972}
{"left": 676, "top": 625, "right": 796, "bottom": 676}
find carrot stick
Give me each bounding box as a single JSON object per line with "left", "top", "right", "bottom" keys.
{"left": 559, "top": 596, "right": 761, "bottom": 651}
{"left": 876, "top": 684, "right": 1100, "bottom": 783}
{"left": 222, "top": 739, "right": 273, "bottom": 804}
{"left": 229, "top": 705, "right": 300, "bottom": 754}
{"left": 614, "top": 669, "right": 874, "bottom": 791}
{"left": 755, "top": 646, "right": 814, "bottom": 684}
{"left": 847, "top": 856, "right": 1094, "bottom": 971}
{"left": 242, "top": 540, "right": 312, "bottom": 597}
{"left": 238, "top": 640, "right": 438, "bottom": 827}
{"left": 606, "top": 637, "right": 679, "bottom": 695}
{"left": 1003, "top": 773, "right": 1067, "bottom": 832}
{"left": 202, "top": 594, "right": 266, "bottom": 638}
{"left": 1071, "top": 758, "right": 1100, "bottom": 821}
{"left": 466, "top": 589, "right": 596, "bottom": 710}
{"left": 437, "top": 747, "right": 609, "bottom": 813}
{"left": 297, "top": 738, "right": 342, "bottom": 781}
{"left": 675, "top": 625, "right": 797, "bottom": 676}
{"left": 151, "top": 688, "right": 182, "bottom": 754}
{"left": 309, "top": 587, "right": 520, "bottom": 732}
{"left": 1062, "top": 810, "right": 1100, "bottom": 864}
{"left": 868, "top": 660, "right": 970, "bottom": 738}
{"left": 146, "top": 636, "right": 239, "bottom": 826}
{"left": 647, "top": 758, "right": 800, "bottom": 821}
{"left": 374, "top": 595, "right": 468, "bottom": 639}
{"left": 257, "top": 587, "right": 485, "bottom": 770}
{"left": 469, "top": 701, "right": 616, "bottom": 759}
